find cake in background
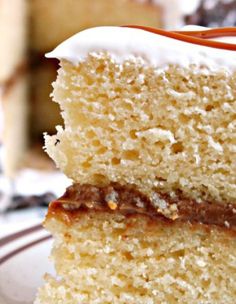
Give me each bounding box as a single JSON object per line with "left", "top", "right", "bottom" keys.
{"left": 0, "top": 0, "right": 28, "bottom": 177}
{"left": 35, "top": 26, "right": 236, "bottom": 303}
{"left": 0, "top": 0, "right": 27, "bottom": 83}
{"left": 185, "top": 0, "right": 236, "bottom": 27}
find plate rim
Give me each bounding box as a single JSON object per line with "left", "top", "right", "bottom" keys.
{"left": 0, "top": 224, "right": 51, "bottom": 266}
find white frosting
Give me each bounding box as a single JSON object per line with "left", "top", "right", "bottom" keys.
{"left": 46, "top": 26, "right": 236, "bottom": 73}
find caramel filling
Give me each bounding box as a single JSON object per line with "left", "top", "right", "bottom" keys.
{"left": 48, "top": 183, "right": 236, "bottom": 230}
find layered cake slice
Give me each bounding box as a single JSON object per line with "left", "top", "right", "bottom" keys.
{"left": 35, "top": 27, "right": 236, "bottom": 303}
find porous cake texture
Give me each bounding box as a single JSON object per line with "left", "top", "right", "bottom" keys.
{"left": 36, "top": 27, "right": 236, "bottom": 304}
{"left": 45, "top": 53, "right": 236, "bottom": 208}
{"left": 35, "top": 199, "right": 236, "bottom": 304}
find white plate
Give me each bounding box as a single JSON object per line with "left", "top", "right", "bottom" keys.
{"left": 0, "top": 223, "right": 53, "bottom": 304}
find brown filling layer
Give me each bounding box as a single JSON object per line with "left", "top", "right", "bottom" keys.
{"left": 48, "top": 183, "right": 236, "bottom": 230}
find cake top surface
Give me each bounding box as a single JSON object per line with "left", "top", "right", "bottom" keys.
{"left": 46, "top": 26, "right": 236, "bottom": 72}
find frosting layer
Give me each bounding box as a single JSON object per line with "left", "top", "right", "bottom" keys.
{"left": 46, "top": 26, "right": 236, "bottom": 72}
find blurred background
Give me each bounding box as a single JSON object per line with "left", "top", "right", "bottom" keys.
{"left": 0, "top": 0, "right": 235, "bottom": 227}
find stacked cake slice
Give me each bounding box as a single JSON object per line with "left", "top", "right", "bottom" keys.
{"left": 35, "top": 26, "right": 236, "bottom": 303}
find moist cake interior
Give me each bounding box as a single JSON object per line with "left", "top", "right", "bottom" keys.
{"left": 45, "top": 53, "right": 236, "bottom": 209}
{"left": 36, "top": 26, "right": 236, "bottom": 304}
{"left": 36, "top": 193, "right": 236, "bottom": 304}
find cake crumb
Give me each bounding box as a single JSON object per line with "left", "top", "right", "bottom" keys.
{"left": 208, "top": 136, "right": 223, "bottom": 152}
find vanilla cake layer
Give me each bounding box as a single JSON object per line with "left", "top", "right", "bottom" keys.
{"left": 35, "top": 191, "right": 236, "bottom": 304}
{"left": 30, "top": 0, "right": 161, "bottom": 52}
{"left": 45, "top": 52, "right": 236, "bottom": 209}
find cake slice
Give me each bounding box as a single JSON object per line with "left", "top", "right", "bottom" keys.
{"left": 35, "top": 27, "right": 236, "bottom": 303}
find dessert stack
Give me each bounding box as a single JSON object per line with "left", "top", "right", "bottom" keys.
{"left": 35, "top": 26, "right": 236, "bottom": 303}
